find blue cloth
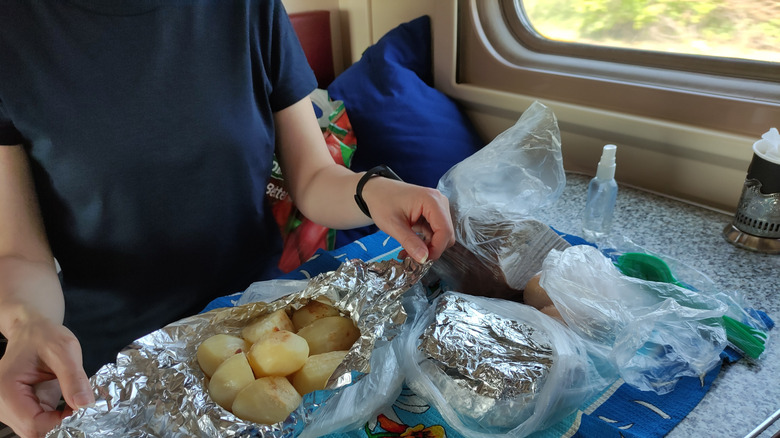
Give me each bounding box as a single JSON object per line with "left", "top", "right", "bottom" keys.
{"left": 328, "top": 15, "right": 484, "bottom": 248}
{"left": 0, "top": 0, "right": 317, "bottom": 374}
{"left": 204, "top": 230, "right": 773, "bottom": 437}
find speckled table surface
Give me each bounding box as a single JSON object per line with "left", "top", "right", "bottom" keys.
{"left": 533, "top": 172, "right": 780, "bottom": 438}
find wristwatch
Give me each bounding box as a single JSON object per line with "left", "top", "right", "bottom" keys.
{"left": 354, "top": 165, "right": 403, "bottom": 218}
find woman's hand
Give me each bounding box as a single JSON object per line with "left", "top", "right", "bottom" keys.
{"left": 0, "top": 318, "right": 94, "bottom": 438}
{"left": 0, "top": 144, "right": 95, "bottom": 437}
{"left": 361, "top": 177, "right": 456, "bottom": 263}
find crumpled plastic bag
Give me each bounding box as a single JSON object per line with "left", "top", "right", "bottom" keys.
{"left": 437, "top": 100, "right": 566, "bottom": 218}
{"left": 601, "top": 235, "right": 771, "bottom": 339}
{"left": 431, "top": 101, "right": 569, "bottom": 299}
{"left": 539, "top": 245, "right": 732, "bottom": 394}
{"left": 397, "top": 289, "right": 608, "bottom": 438}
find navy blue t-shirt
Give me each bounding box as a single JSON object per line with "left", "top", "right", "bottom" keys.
{"left": 0, "top": 0, "right": 317, "bottom": 373}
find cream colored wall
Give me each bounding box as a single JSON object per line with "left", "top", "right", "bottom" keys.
{"left": 365, "top": 1, "right": 435, "bottom": 44}
{"left": 283, "top": 0, "right": 434, "bottom": 72}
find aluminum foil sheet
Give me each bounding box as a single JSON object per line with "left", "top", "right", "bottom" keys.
{"left": 47, "top": 257, "right": 429, "bottom": 438}
{"left": 417, "top": 294, "right": 554, "bottom": 428}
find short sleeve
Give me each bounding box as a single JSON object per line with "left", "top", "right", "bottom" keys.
{"left": 264, "top": 1, "right": 318, "bottom": 112}
{"left": 0, "top": 99, "right": 25, "bottom": 145}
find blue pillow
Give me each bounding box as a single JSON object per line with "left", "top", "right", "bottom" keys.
{"left": 328, "top": 15, "right": 483, "bottom": 246}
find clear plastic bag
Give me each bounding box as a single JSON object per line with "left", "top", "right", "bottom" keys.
{"left": 297, "top": 283, "right": 438, "bottom": 438}
{"left": 539, "top": 245, "right": 733, "bottom": 394}
{"left": 437, "top": 100, "right": 566, "bottom": 218}
{"left": 432, "top": 101, "right": 569, "bottom": 298}
{"left": 601, "top": 235, "right": 771, "bottom": 338}
{"left": 398, "top": 290, "right": 608, "bottom": 438}
{"left": 298, "top": 340, "right": 404, "bottom": 438}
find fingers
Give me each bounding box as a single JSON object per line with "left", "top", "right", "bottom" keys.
{"left": 0, "top": 323, "right": 93, "bottom": 438}
{"left": 34, "top": 379, "right": 63, "bottom": 411}
{"left": 424, "top": 211, "right": 456, "bottom": 261}
{"left": 379, "top": 186, "right": 455, "bottom": 263}
{"left": 395, "top": 225, "right": 431, "bottom": 263}
{"left": 2, "top": 403, "right": 68, "bottom": 438}
{"left": 38, "top": 327, "right": 94, "bottom": 411}
{"left": 414, "top": 189, "right": 455, "bottom": 261}
{"left": 31, "top": 409, "right": 73, "bottom": 438}
{"left": 0, "top": 353, "right": 63, "bottom": 438}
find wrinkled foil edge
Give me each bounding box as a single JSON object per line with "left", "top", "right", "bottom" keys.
{"left": 47, "top": 257, "right": 429, "bottom": 438}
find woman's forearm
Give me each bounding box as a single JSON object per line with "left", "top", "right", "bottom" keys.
{"left": 0, "top": 145, "right": 64, "bottom": 339}
{"left": 0, "top": 256, "right": 64, "bottom": 340}
{"left": 273, "top": 99, "right": 373, "bottom": 229}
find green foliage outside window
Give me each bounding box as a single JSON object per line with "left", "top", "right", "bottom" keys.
{"left": 523, "top": 0, "right": 780, "bottom": 62}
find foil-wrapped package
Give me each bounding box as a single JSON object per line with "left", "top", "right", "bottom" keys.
{"left": 399, "top": 291, "right": 606, "bottom": 438}
{"left": 420, "top": 294, "right": 554, "bottom": 401}
{"left": 47, "top": 258, "right": 429, "bottom": 438}
{"left": 418, "top": 294, "right": 553, "bottom": 429}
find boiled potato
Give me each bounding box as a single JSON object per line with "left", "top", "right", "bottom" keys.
{"left": 540, "top": 304, "right": 563, "bottom": 321}
{"left": 247, "top": 330, "right": 309, "bottom": 377}
{"left": 232, "top": 376, "right": 302, "bottom": 425}
{"left": 241, "top": 308, "right": 295, "bottom": 344}
{"left": 208, "top": 352, "right": 255, "bottom": 410}
{"left": 296, "top": 316, "right": 360, "bottom": 355}
{"left": 291, "top": 300, "right": 340, "bottom": 331}
{"left": 524, "top": 273, "right": 564, "bottom": 321}
{"left": 523, "top": 273, "right": 554, "bottom": 310}
{"left": 197, "top": 333, "right": 251, "bottom": 377}
{"left": 291, "top": 350, "right": 348, "bottom": 395}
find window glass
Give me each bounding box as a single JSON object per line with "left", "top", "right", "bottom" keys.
{"left": 521, "top": 0, "right": 780, "bottom": 64}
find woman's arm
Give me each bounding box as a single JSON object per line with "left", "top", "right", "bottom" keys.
{"left": 273, "top": 97, "right": 455, "bottom": 263}
{"left": 0, "top": 144, "right": 94, "bottom": 438}
{"left": 273, "top": 97, "right": 366, "bottom": 228}
{"left": 0, "top": 144, "right": 62, "bottom": 334}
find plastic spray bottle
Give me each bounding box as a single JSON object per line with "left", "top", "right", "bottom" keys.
{"left": 581, "top": 144, "right": 618, "bottom": 241}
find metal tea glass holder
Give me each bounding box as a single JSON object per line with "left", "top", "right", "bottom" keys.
{"left": 723, "top": 142, "right": 780, "bottom": 254}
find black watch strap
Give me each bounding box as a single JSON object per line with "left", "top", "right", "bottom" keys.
{"left": 354, "top": 165, "right": 403, "bottom": 218}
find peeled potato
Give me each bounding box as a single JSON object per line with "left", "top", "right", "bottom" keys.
{"left": 241, "top": 309, "right": 295, "bottom": 344}
{"left": 540, "top": 304, "right": 563, "bottom": 321}
{"left": 197, "top": 333, "right": 251, "bottom": 377}
{"left": 291, "top": 300, "right": 340, "bottom": 331}
{"left": 296, "top": 316, "right": 360, "bottom": 355}
{"left": 208, "top": 352, "right": 255, "bottom": 410}
{"left": 523, "top": 273, "right": 554, "bottom": 310}
{"left": 291, "top": 350, "right": 348, "bottom": 395}
{"left": 247, "top": 330, "right": 309, "bottom": 377}
{"left": 232, "top": 376, "right": 302, "bottom": 425}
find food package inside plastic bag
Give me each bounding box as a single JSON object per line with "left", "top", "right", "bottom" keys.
{"left": 432, "top": 101, "right": 569, "bottom": 300}
{"left": 602, "top": 235, "right": 772, "bottom": 339}
{"left": 430, "top": 218, "right": 570, "bottom": 300}
{"left": 46, "top": 258, "right": 429, "bottom": 438}
{"left": 538, "top": 245, "right": 737, "bottom": 395}
{"left": 398, "top": 290, "right": 608, "bottom": 438}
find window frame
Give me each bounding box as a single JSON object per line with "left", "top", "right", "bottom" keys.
{"left": 456, "top": 0, "right": 780, "bottom": 138}
{"left": 503, "top": 0, "right": 780, "bottom": 83}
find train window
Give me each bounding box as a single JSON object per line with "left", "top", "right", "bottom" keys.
{"left": 520, "top": 0, "right": 780, "bottom": 67}
{"left": 457, "top": 1, "right": 780, "bottom": 137}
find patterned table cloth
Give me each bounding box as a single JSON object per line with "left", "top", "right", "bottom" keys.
{"left": 203, "top": 231, "right": 772, "bottom": 438}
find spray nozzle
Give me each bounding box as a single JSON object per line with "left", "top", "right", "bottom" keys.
{"left": 596, "top": 144, "right": 617, "bottom": 180}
